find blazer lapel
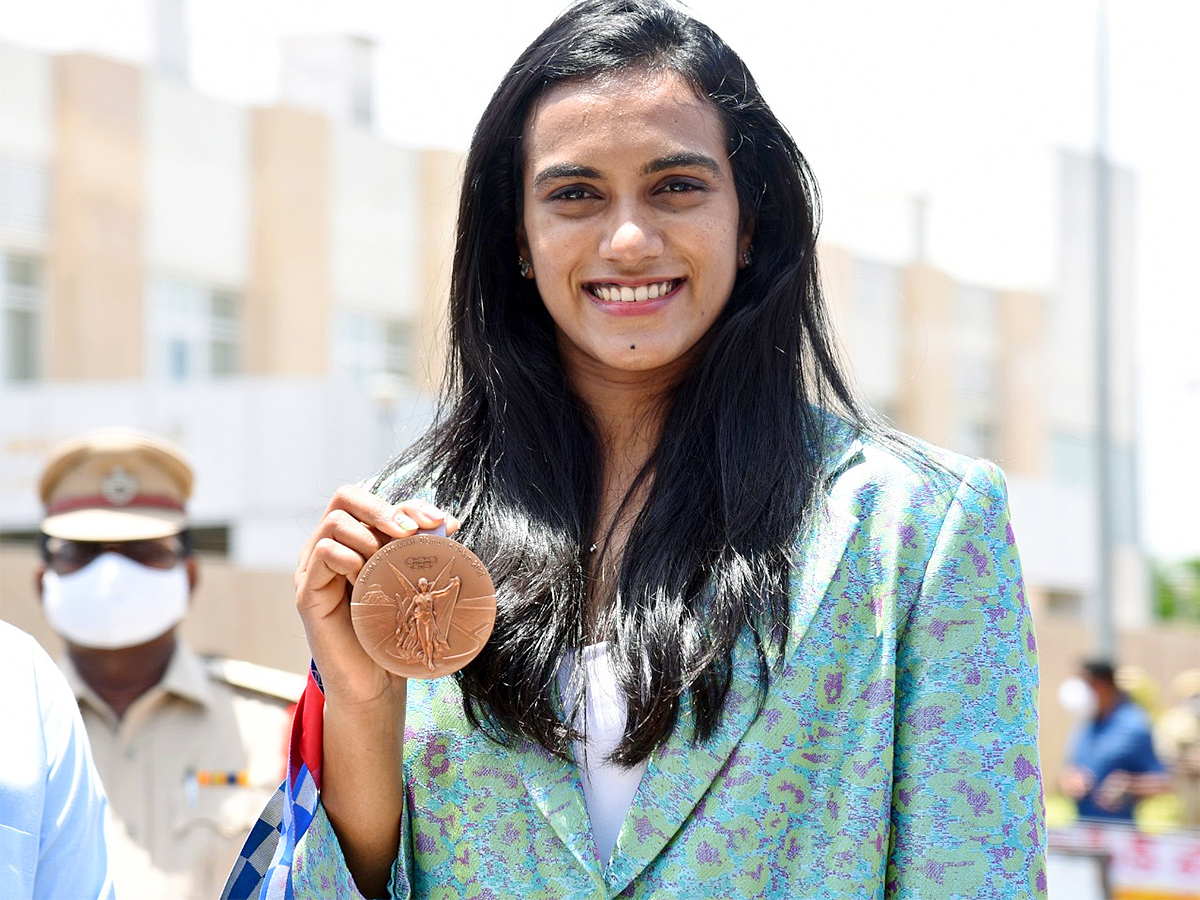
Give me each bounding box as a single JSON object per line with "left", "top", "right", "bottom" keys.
{"left": 511, "top": 738, "right": 606, "bottom": 884}
{"left": 780, "top": 482, "right": 861, "bottom": 663}
{"left": 780, "top": 422, "right": 863, "bottom": 662}
{"left": 515, "top": 416, "right": 865, "bottom": 897}
{"left": 605, "top": 429, "right": 865, "bottom": 895}
{"left": 603, "top": 632, "right": 763, "bottom": 896}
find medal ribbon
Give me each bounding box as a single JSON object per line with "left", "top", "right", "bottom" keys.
{"left": 221, "top": 524, "right": 447, "bottom": 900}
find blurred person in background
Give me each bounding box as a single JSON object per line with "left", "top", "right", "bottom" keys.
{"left": 1, "top": 619, "right": 115, "bottom": 900}
{"left": 1059, "top": 659, "right": 1171, "bottom": 822}
{"left": 35, "top": 428, "right": 298, "bottom": 900}
{"left": 1155, "top": 669, "right": 1200, "bottom": 825}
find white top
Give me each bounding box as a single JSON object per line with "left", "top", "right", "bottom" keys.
{"left": 557, "top": 643, "right": 648, "bottom": 866}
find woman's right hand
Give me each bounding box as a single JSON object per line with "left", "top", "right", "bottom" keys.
{"left": 294, "top": 485, "right": 459, "bottom": 709}
{"left": 297, "top": 486, "right": 460, "bottom": 893}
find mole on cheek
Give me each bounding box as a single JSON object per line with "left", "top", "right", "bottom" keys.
{"left": 630, "top": 344, "right": 636, "bottom": 350}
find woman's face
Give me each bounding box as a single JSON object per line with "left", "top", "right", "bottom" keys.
{"left": 519, "top": 69, "right": 751, "bottom": 386}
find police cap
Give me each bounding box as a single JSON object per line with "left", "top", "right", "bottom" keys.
{"left": 39, "top": 428, "right": 193, "bottom": 541}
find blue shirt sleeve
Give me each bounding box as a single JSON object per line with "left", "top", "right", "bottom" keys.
{"left": 0, "top": 624, "right": 114, "bottom": 900}
{"left": 1073, "top": 700, "right": 1166, "bottom": 781}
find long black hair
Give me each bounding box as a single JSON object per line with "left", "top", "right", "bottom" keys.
{"left": 377, "top": 0, "right": 869, "bottom": 764}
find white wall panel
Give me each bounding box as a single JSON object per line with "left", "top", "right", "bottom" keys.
{"left": 0, "top": 44, "right": 52, "bottom": 244}
{"left": 144, "top": 77, "right": 250, "bottom": 283}
{"left": 1006, "top": 474, "right": 1094, "bottom": 592}
{"left": 0, "top": 43, "right": 52, "bottom": 158}
{"left": 330, "top": 125, "right": 419, "bottom": 316}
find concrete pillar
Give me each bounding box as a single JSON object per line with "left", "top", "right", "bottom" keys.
{"left": 245, "top": 107, "right": 330, "bottom": 375}
{"left": 997, "top": 289, "right": 1046, "bottom": 477}
{"left": 413, "top": 149, "right": 462, "bottom": 392}
{"left": 898, "top": 263, "right": 954, "bottom": 447}
{"left": 47, "top": 55, "right": 143, "bottom": 379}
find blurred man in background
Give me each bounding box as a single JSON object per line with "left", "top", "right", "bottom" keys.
{"left": 1156, "top": 669, "right": 1200, "bottom": 825}
{"left": 1060, "top": 659, "right": 1172, "bottom": 822}
{"left": 35, "top": 428, "right": 298, "bottom": 900}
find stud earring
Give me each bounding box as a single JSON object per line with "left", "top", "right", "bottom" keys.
{"left": 741, "top": 247, "right": 753, "bottom": 267}
{"left": 518, "top": 257, "right": 533, "bottom": 279}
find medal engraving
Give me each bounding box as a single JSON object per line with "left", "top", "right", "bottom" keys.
{"left": 351, "top": 534, "right": 496, "bottom": 679}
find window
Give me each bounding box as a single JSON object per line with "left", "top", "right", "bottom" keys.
{"left": 1044, "top": 588, "right": 1083, "bottom": 618}
{"left": 954, "top": 419, "right": 996, "bottom": 460}
{"left": 333, "top": 310, "right": 412, "bottom": 385}
{"left": 384, "top": 319, "right": 410, "bottom": 377}
{"left": 146, "top": 278, "right": 242, "bottom": 380}
{"left": 168, "top": 338, "right": 189, "bottom": 380}
{"left": 0, "top": 158, "right": 49, "bottom": 234}
{"left": 210, "top": 289, "right": 240, "bottom": 376}
{"left": 955, "top": 283, "right": 996, "bottom": 333}
{"left": 1, "top": 254, "right": 42, "bottom": 381}
{"left": 951, "top": 283, "right": 999, "bottom": 449}
{"left": 952, "top": 356, "right": 997, "bottom": 406}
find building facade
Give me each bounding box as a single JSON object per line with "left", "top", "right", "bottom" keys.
{"left": 0, "top": 39, "right": 1169, "bottom": 792}
{"left": 819, "top": 170, "right": 1155, "bottom": 790}
{"left": 0, "top": 40, "right": 454, "bottom": 671}
{"left": 821, "top": 148, "right": 1144, "bottom": 636}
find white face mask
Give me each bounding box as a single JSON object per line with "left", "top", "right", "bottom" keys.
{"left": 1058, "top": 676, "right": 1099, "bottom": 719}
{"left": 42, "top": 552, "right": 189, "bottom": 650}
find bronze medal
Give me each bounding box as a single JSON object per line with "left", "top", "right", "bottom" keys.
{"left": 351, "top": 534, "right": 496, "bottom": 679}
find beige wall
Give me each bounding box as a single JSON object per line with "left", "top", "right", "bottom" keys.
{"left": 997, "top": 289, "right": 1046, "bottom": 477}
{"left": 176, "top": 556, "right": 309, "bottom": 674}
{"left": 897, "top": 263, "right": 954, "bottom": 446}
{"left": 244, "top": 107, "right": 330, "bottom": 376}
{"left": 414, "top": 149, "right": 462, "bottom": 391}
{"left": 814, "top": 242, "right": 858, "bottom": 385}
{"left": 46, "top": 54, "right": 143, "bottom": 379}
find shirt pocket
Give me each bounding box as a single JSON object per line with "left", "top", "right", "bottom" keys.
{"left": 0, "top": 823, "right": 37, "bottom": 897}
{"left": 172, "top": 782, "right": 274, "bottom": 840}
{"left": 171, "top": 783, "right": 277, "bottom": 898}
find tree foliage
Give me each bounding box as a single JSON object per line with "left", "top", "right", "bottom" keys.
{"left": 1151, "top": 558, "right": 1200, "bottom": 623}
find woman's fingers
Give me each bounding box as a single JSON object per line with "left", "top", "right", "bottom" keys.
{"left": 292, "top": 487, "right": 460, "bottom": 703}
{"left": 296, "top": 488, "right": 452, "bottom": 568}
{"left": 295, "top": 487, "right": 456, "bottom": 600}
{"left": 296, "top": 535, "right": 390, "bottom": 704}
{"left": 395, "top": 499, "right": 451, "bottom": 533}
{"left": 298, "top": 485, "right": 402, "bottom": 566}
{"left": 296, "top": 540, "right": 392, "bottom": 688}
{"left": 296, "top": 537, "right": 366, "bottom": 610}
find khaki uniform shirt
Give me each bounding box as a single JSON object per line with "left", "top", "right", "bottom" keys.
{"left": 63, "top": 642, "right": 296, "bottom": 900}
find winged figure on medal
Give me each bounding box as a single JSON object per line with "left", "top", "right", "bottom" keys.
{"left": 359, "top": 560, "right": 462, "bottom": 671}
{"left": 352, "top": 539, "right": 497, "bottom": 678}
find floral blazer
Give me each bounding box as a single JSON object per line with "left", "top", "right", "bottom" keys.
{"left": 291, "top": 427, "right": 1046, "bottom": 898}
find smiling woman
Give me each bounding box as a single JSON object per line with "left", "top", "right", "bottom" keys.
{"left": 518, "top": 69, "right": 750, "bottom": 381}
{"left": 224, "top": 1, "right": 1047, "bottom": 898}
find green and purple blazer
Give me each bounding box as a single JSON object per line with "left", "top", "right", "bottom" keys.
{"left": 291, "top": 425, "right": 1046, "bottom": 899}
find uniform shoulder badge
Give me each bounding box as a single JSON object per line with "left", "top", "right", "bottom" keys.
{"left": 202, "top": 656, "right": 305, "bottom": 704}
